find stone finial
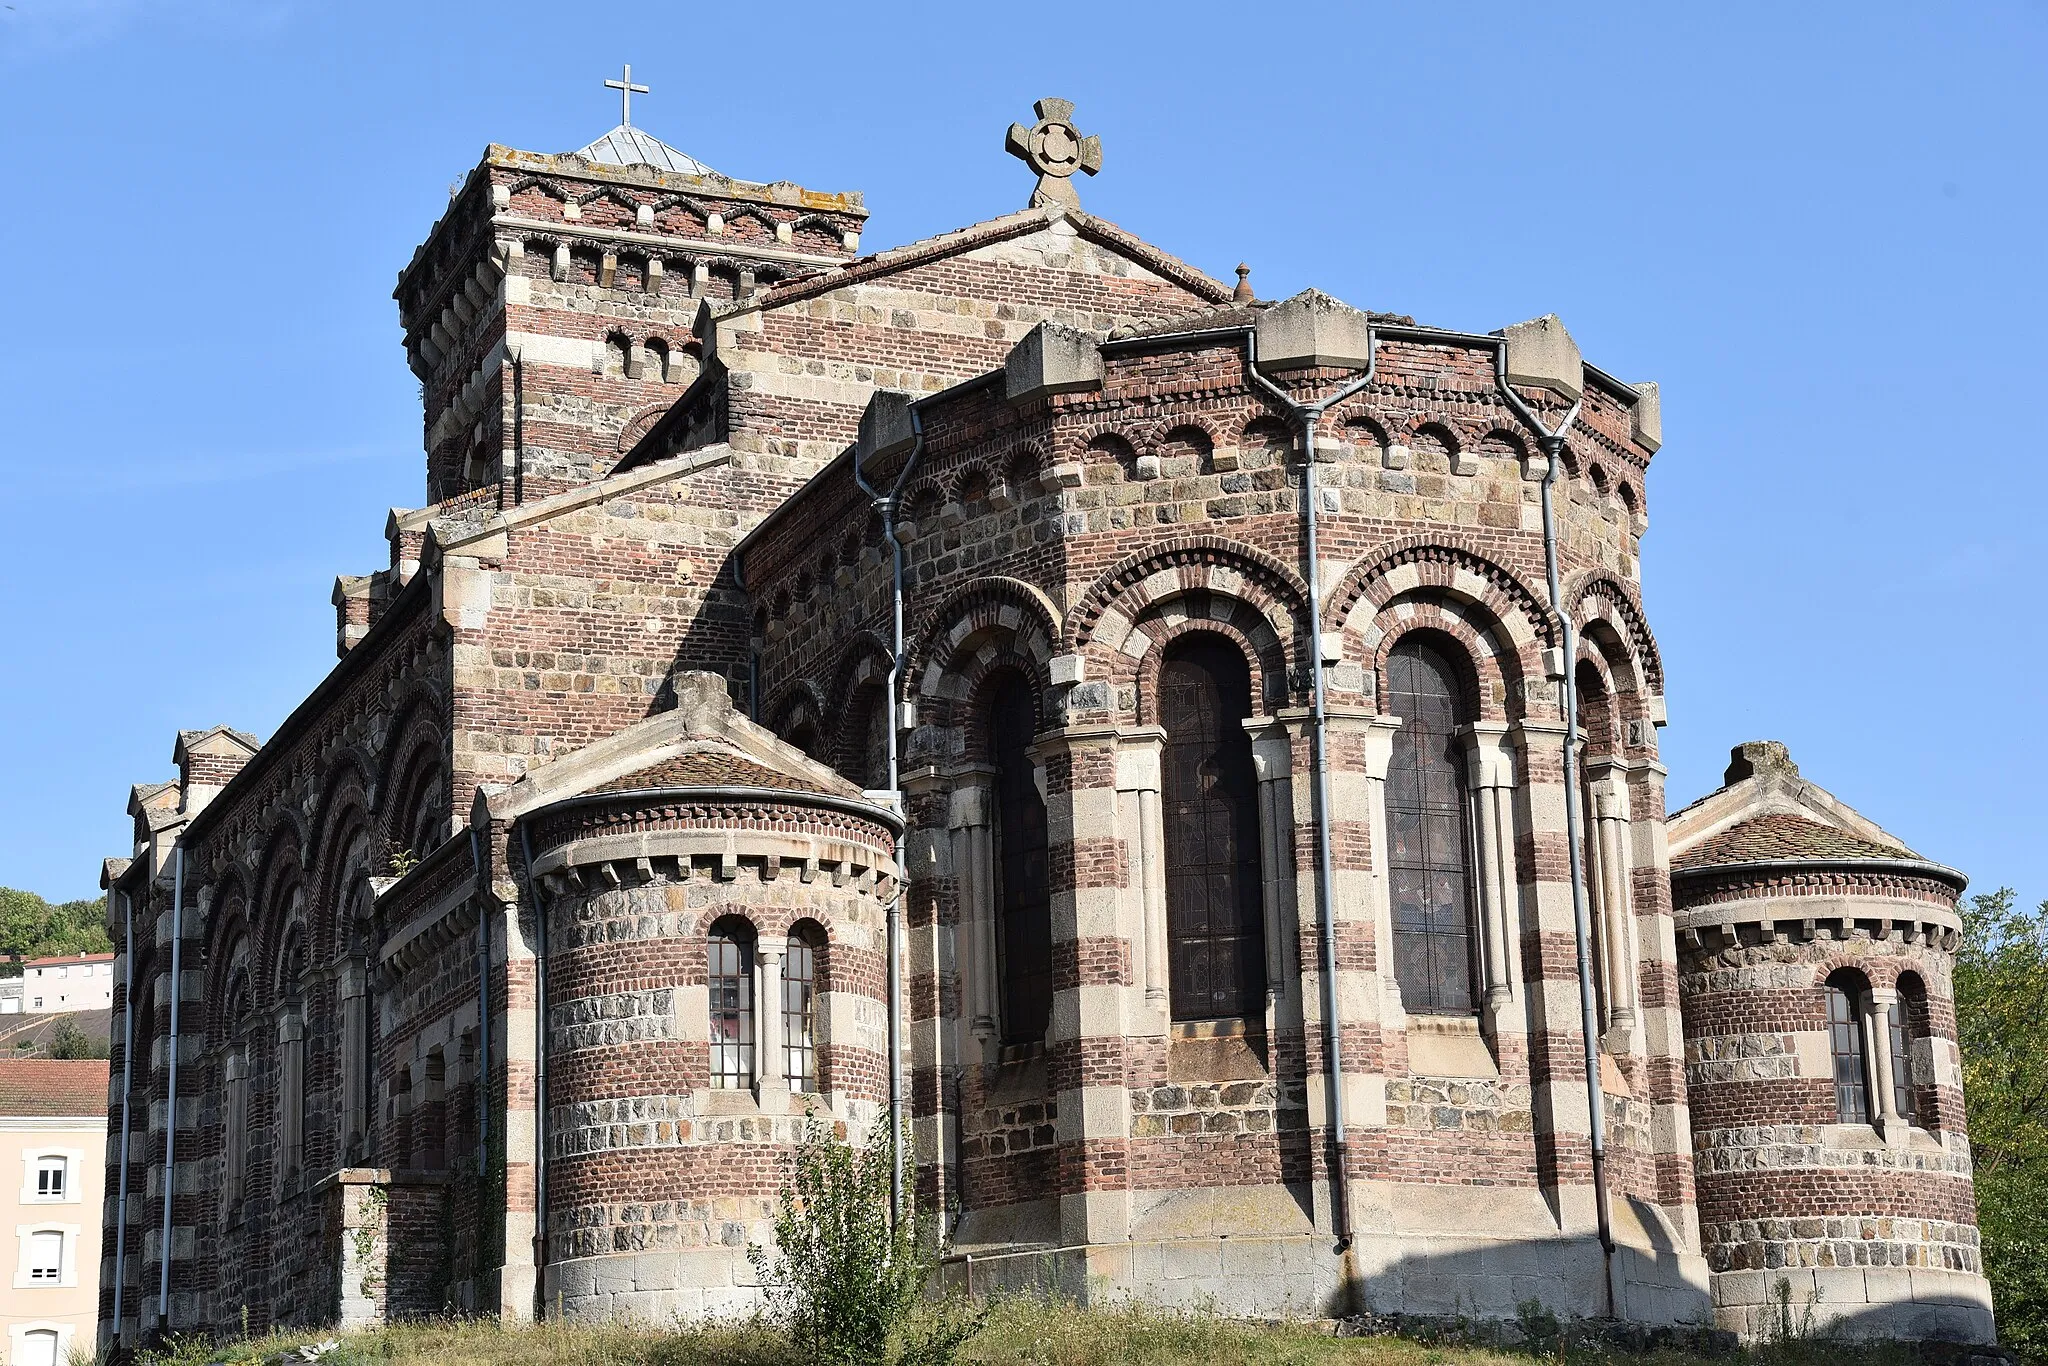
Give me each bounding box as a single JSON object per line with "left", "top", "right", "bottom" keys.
{"left": 671, "top": 670, "right": 736, "bottom": 724}
{"left": 1005, "top": 98, "right": 1102, "bottom": 209}
{"left": 1233, "top": 263, "right": 1254, "bottom": 303}
{"left": 1725, "top": 740, "right": 1798, "bottom": 786}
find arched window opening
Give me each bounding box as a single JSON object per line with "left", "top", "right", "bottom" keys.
{"left": 784, "top": 923, "right": 824, "bottom": 1091}
{"left": 1387, "top": 636, "right": 1479, "bottom": 1016}
{"left": 1160, "top": 636, "right": 1265, "bottom": 1022}
{"left": 1826, "top": 969, "right": 1873, "bottom": 1125}
{"left": 709, "top": 917, "right": 757, "bottom": 1089}
{"left": 839, "top": 684, "right": 890, "bottom": 790}
{"left": 990, "top": 674, "right": 1052, "bottom": 1045}
{"left": 1892, "top": 972, "right": 1926, "bottom": 1126}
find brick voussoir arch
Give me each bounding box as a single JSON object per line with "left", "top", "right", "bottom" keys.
{"left": 1122, "top": 613, "right": 1290, "bottom": 726}
{"left": 1325, "top": 536, "right": 1557, "bottom": 653}
{"left": 1366, "top": 605, "right": 1510, "bottom": 723}
{"left": 1565, "top": 569, "right": 1665, "bottom": 698}
{"left": 1065, "top": 536, "right": 1311, "bottom": 656}
{"left": 907, "top": 575, "right": 1062, "bottom": 699}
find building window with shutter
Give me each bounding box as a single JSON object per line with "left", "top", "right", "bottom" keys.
{"left": 1159, "top": 636, "right": 1265, "bottom": 1023}
{"left": 32, "top": 1157, "right": 64, "bottom": 1201}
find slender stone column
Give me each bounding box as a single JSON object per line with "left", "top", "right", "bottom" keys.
{"left": 339, "top": 961, "right": 368, "bottom": 1163}
{"left": 1114, "top": 729, "right": 1168, "bottom": 1011}
{"left": 1585, "top": 763, "right": 1640, "bottom": 1043}
{"left": 1245, "top": 718, "right": 1296, "bottom": 1006}
{"left": 758, "top": 942, "right": 788, "bottom": 1103}
{"left": 1462, "top": 723, "right": 1521, "bottom": 1026}
{"left": 278, "top": 1010, "right": 305, "bottom": 1179}
{"left": 947, "top": 772, "right": 997, "bottom": 1050}
{"left": 1358, "top": 715, "right": 1404, "bottom": 1024}
{"left": 1867, "top": 985, "right": 1903, "bottom": 1138}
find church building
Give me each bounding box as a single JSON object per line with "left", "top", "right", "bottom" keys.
{"left": 94, "top": 86, "right": 1995, "bottom": 1349}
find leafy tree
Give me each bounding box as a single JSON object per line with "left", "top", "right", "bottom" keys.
{"left": 0, "top": 888, "right": 111, "bottom": 971}
{"left": 1956, "top": 887, "right": 2048, "bottom": 1356}
{"left": 749, "top": 1116, "right": 981, "bottom": 1366}
{"left": 45, "top": 1016, "right": 108, "bottom": 1061}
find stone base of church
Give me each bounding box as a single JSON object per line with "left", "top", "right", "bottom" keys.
{"left": 539, "top": 1181, "right": 1715, "bottom": 1330}
{"left": 1709, "top": 1266, "right": 1995, "bottom": 1345}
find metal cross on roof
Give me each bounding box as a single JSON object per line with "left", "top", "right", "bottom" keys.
{"left": 605, "top": 63, "right": 650, "bottom": 128}
{"left": 1005, "top": 98, "right": 1102, "bottom": 209}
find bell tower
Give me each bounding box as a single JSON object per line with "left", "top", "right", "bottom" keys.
{"left": 392, "top": 68, "right": 867, "bottom": 505}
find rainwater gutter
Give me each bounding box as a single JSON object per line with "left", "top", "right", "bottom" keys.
{"left": 1240, "top": 330, "right": 1376, "bottom": 1254}
{"left": 1490, "top": 346, "right": 1612, "bottom": 1315}
{"left": 851, "top": 403, "right": 929, "bottom": 1226}
{"left": 516, "top": 821, "right": 548, "bottom": 1317}
{"left": 157, "top": 844, "right": 185, "bottom": 1325}
{"left": 469, "top": 826, "right": 491, "bottom": 1175}
{"left": 111, "top": 883, "right": 136, "bottom": 1343}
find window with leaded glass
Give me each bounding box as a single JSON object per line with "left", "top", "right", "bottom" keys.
{"left": 784, "top": 925, "right": 822, "bottom": 1091}
{"left": 991, "top": 674, "right": 1052, "bottom": 1045}
{"left": 1159, "top": 636, "right": 1265, "bottom": 1022}
{"left": 1386, "top": 637, "right": 1478, "bottom": 1015}
{"left": 1891, "top": 973, "right": 1925, "bottom": 1127}
{"left": 1826, "top": 970, "right": 1871, "bottom": 1124}
{"left": 708, "top": 919, "right": 756, "bottom": 1089}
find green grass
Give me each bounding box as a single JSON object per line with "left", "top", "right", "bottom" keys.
{"left": 128, "top": 1299, "right": 1936, "bottom": 1366}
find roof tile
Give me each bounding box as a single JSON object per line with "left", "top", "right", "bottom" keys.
{"left": 0, "top": 1060, "right": 108, "bottom": 1118}
{"left": 1672, "top": 812, "right": 1913, "bottom": 871}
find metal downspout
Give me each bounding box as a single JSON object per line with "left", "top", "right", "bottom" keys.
{"left": 469, "top": 827, "right": 491, "bottom": 1173}
{"left": 157, "top": 845, "right": 185, "bottom": 1325}
{"left": 517, "top": 822, "right": 549, "bottom": 1316}
{"left": 1491, "top": 350, "right": 1611, "bottom": 1314}
{"left": 111, "top": 886, "right": 136, "bottom": 1343}
{"left": 1243, "top": 332, "right": 1375, "bottom": 1254}
{"left": 852, "top": 406, "right": 928, "bottom": 1225}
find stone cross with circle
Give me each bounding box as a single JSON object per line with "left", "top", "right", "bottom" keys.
{"left": 1005, "top": 98, "right": 1103, "bottom": 209}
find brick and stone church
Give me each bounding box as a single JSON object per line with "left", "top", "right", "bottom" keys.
{"left": 94, "top": 88, "right": 1995, "bottom": 1351}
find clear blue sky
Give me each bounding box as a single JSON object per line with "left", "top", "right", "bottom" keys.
{"left": 2, "top": 2, "right": 2042, "bottom": 906}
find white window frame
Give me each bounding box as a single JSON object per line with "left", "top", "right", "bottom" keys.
{"left": 9, "top": 1322, "right": 73, "bottom": 1366}
{"left": 20, "top": 1149, "right": 81, "bottom": 1205}
{"left": 13, "top": 1224, "right": 75, "bottom": 1288}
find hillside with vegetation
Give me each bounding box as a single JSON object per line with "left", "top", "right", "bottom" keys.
{"left": 0, "top": 886, "right": 110, "bottom": 967}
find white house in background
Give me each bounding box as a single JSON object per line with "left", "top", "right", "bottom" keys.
{"left": 5, "top": 957, "right": 114, "bottom": 1016}
{"left": 0, "top": 1061, "right": 108, "bottom": 1366}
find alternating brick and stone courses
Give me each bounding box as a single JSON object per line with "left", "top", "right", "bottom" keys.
{"left": 95, "top": 97, "right": 1990, "bottom": 1354}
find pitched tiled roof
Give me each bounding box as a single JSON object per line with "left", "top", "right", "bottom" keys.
{"left": 593, "top": 750, "right": 827, "bottom": 795}
{"left": 0, "top": 1060, "right": 108, "bottom": 1118}
{"left": 1672, "top": 812, "right": 1913, "bottom": 871}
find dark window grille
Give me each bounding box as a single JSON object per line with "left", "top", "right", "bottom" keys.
{"left": 1827, "top": 972, "right": 1871, "bottom": 1124}
{"left": 709, "top": 925, "right": 755, "bottom": 1089}
{"left": 1159, "top": 637, "right": 1265, "bottom": 1022}
{"left": 991, "top": 675, "right": 1052, "bottom": 1045}
{"left": 1386, "top": 638, "right": 1478, "bottom": 1015}
{"left": 784, "top": 931, "right": 819, "bottom": 1091}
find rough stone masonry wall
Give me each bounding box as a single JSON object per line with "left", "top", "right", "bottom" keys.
{"left": 528, "top": 796, "right": 894, "bottom": 1320}
{"left": 1675, "top": 886, "right": 1988, "bottom": 1342}
{"left": 441, "top": 454, "right": 805, "bottom": 810}
{"left": 718, "top": 219, "right": 1225, "bottom": 478}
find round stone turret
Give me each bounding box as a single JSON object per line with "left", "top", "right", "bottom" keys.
{"left": 1667, "top": 744, "right": 1990, "bottom": 1343}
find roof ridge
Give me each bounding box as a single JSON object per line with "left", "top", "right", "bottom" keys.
{"left": 573, "top": 124, "right": 718, "bottom": 178}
